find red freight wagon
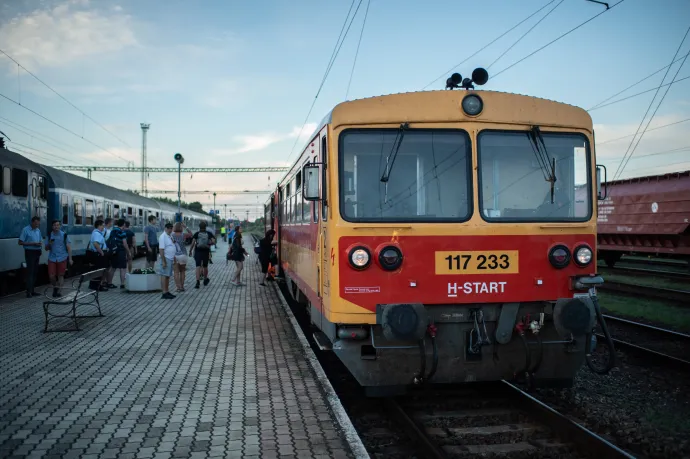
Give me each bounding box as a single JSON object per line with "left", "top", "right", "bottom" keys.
{"left": 597, "top": 170, "right": 690, "bottom": 266}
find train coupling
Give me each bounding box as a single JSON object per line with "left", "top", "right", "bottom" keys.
{"left": 573, "top": 275, "right": 604, "bottom": 291}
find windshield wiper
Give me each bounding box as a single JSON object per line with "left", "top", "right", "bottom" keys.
{"left": 380, "top": 123, "right": 409, "bottom": 183}
{"left": 528, "top": 126, "right": 557, "bottom": 203}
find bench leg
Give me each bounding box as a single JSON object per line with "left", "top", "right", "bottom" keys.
{"left": 72, "top": 302, "right": 80, "bottom": 331}
{"left": 43, "top": 302, "right": 49, "bottom": 333}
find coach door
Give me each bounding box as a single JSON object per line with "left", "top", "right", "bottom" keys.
{"left": 318, "top": 131, "right": 329, "bottom": 303}
{"left": 31, "top": 172, "right": 49, "bottom": 262}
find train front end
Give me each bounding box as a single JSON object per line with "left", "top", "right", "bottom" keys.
{"left": 315, "top": 90, "right": 603, "bottom": 392}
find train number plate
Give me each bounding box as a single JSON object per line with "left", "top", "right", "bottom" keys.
{"left": 435, "top": 251, "right": 519, "bottom": 274}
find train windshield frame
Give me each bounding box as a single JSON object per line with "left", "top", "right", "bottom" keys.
{"left": 477, "top": 130, "right": 592, "bottom": 223}
{"left": 338, "top": 128, "right": 472, "bottom": 223}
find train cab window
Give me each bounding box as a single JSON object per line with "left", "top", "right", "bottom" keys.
{"left": 1, "top": 166, "right": 9, "bottom": 195}
{"left": 477, "top": 131, "right": 591, "bottom": 222}
{"left": 61, "top": 194, "right": 69, "bottom": 224}
{"left": 11, "top": 168, "right": 28, "bottom": 197}
{"left": 339, "top": 129, "right": 471, "bottom": 222}
{"left": 74, "top": 197, "right": 83, "bottom": 225}
{"left": 85, "top": 199, "right": 94, "bottom": 226}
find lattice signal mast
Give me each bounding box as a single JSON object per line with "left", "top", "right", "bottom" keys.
{"left": 140, "top": 123, "right": 150, "bottom": 197}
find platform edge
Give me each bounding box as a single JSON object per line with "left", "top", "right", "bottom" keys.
{"left": 271, "top": 282, "right": 370, "bottom": 459}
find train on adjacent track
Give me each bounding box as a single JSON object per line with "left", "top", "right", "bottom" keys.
{"left": 0, "top": 147, "right": 210, "bottom": 291}
{"left": 597, "top": 170, "right": 690, "bottom": 267}
{"left": 265, "top": 69, "right": 613, "bottom": 394}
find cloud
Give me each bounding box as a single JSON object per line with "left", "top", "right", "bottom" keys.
{"left": 213, "top": 122, "right": 318, "bottom": 156}
{"left": 0, "top": 0, "right": 137, "bottom": 70}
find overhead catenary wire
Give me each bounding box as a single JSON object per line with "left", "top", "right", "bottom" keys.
{"left": 597, "top": 117, "right": 690, "bottom": 145}
{"left": 0, "top": 48, "right": 132, "bottom": 148}
{"left": 487, "top": 0, "right": 566, "bottom": 70}
{"left": 0, "top": 92, "right": 131, "bottom": 163}
{"left": 492, "top": 0, "right": 626, "bottom": 80}
{"left": 588, "top": 51, "right": 690, "bottom": 110}
{"left": 0, "top": 118, "right": 81, "bottom": 156}
{"left": 422, "top": 0, "right": 558, "bottom": 90}
{"left": 588, "top": 74, "right": 690, "bottom": 111}
{"left": 285, "top": 0, "right": 365, "bottom": 167}
{"left": 613, "top": 25, "right": 690, "bottom": 180}
{"left": 345, "top": 0, "right": 371, "bottom": 100}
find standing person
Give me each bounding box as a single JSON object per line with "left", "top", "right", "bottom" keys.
{"left": 258, "top": 229, "right": 276, "bottom": 286}
{"left": 220, "top": 225, "right": 227, "bottom": 243}
{"left": 229, "top": 226, "right": 248, "bottom": 286}
{"left": 108, "top": 219, "right": 130, "bottom": 289}
{"left": 189, "top": 221, "right": 216, "bottom": 289}
{"left": 171, "top": 222, "right": 188, "bottom": 292}
{"left": 45, "top": 220, "right": 73, "bottom": 297}
{"left": 18, "top": 216, "right": 43, "bottom": 298}
{"left": 158, "top": 223, "right": 176, "bottom": 299}
{"left": 87, "top": 220, "right": 109, "bottom": 291}
{"left": 144, "top": 215, "right": 159, "bottom": 269}
{"left": 123, "top": 221, "right": 136, "bottom": 273}
{"left": 102, "top": 218, "right": 115, "bottom": 288}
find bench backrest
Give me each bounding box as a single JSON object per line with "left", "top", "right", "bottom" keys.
{"left": 77, "top": 268, "right": 106, "bottom": 291}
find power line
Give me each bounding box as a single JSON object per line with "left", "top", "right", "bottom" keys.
{"left": 0, "top": 119, "right": 78, "bottom": 156}
{"left": 492, "top": 0, "right": 626, "bottom": 80}
{"left": 588, "top": 51, "right": 690, "bottom": 110}
{"left": 588, "top": 74, "right": 690, "bottom": 111}
{"left": 0, "top": 93, "right": 131, "bottom": 163}
{"left": 285, "top": 0, "right": 365, "bottom": 167}
{"left": 0, "top": 48, "right": 132, "bottom": 148}
{"left": 487, "top": 0, "right": 565, "bottom": 70}
{"left": 422, "top": 0, "right": 557, "bottom": 90}
{"left": 0, "top": 116, "right": 80, "bottom": 152}
{"left": 596, "top": 117, "right": 690, "bottom": 145}
{"left": 613, "top": 25, "right": 690, "bottom": 180}
{"left": 602, "top": 145, "right": 690, "bottom": 163}
{"left": 345, "top": 0, "right": 371, "bottom": 100}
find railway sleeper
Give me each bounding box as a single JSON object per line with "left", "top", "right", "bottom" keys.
{"left": 444, "top": 438, "right": 575, "bottom": 459}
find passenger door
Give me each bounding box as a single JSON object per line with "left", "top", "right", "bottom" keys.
{"left": 31, "top": 172, "right": 48, "bottom": 262}
{"left": 318, "top": 131, "right": 329, "bottom": 304}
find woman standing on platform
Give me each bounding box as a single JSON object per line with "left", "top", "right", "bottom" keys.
{"left": 229, "top": 226, "right": 248, "bottom": 286}
{"left": 87, "top": 219, "right": 109, "bottom": 291}
{"left": 258, "top": 229, "right": 275, "bottom": 286}
{"left": 172, "top": 222, "right": 188, "bottom": 292}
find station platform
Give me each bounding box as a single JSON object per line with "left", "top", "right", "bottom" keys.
{"left": 0, "top": 239, "right": 367, "bottom": 459}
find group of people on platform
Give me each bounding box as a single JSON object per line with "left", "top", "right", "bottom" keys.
{"left": 19, "top": 216, "right": 278, "bottom": 300}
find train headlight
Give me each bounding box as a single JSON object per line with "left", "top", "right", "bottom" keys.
{"left": 462, "top": 94, "right": 483, "bottom": 116}
{"left": 349, "top": 246, "right": 371, "bottom": 270}
{"left": 548, "top": 245, "right": 571, "bottom": 269}
{"left": 574, "top": 245, "right": 593, "bottom": 267}
{"left": 379, "top": 246, "right": 403, "bottom": 271}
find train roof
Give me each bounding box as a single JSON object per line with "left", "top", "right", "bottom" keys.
{"left": 43, "top": 165, "right": 155, "bottom": 207}
{"left": 0, "top": 148, "right": 48, "bottom": 174}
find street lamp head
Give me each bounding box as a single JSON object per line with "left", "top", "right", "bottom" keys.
{"left": 174, "top": 153, "right": 184, "bottom": 164}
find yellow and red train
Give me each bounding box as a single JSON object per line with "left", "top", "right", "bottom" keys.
{"left": 266, "top": 73, "right": 609, "bottom": 393}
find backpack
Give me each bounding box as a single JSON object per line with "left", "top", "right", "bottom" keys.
{"left": 197, "top": 231, "right": 209, "bottom": 249}
{"left": 106, "top": 228, "right": 123, "bottom": 252}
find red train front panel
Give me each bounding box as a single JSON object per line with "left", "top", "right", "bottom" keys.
{"left": 338, "top": 234, "right": 596, "bottom": 311}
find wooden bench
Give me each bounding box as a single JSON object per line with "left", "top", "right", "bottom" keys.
{"left": 42, "top": 268, "right": 106, "bottom": 332}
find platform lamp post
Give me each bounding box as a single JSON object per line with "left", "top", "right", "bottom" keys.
{"left": 213, "top": 192, "right": 217, "bottom": 226}
{"left": 173, "top": 153, "right": 184, "bottom": 222}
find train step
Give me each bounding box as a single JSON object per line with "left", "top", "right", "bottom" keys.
{"left": 313, "top": 331, "right": 333, "bottom": 351}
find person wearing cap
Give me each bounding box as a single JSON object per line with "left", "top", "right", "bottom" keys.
{"left": 158, "top": 223, "right": 176, "bottom": 299}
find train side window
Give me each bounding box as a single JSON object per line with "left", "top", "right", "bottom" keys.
{"left": 11, "top": 168, "right": 28, "bottom": 197}
{"left": 114, "top": 204, "right": 120, "bottom": 218}
{"left": 38, "top": 176, "right": 47, "bottom": 199}
{"left": 138, "top": 208, "right": 143, "bottom": 226}
{"left": 106, "top": 202, "right": 112, "bottom": 219}
{"left": 321, "top": 135, "right": 328, "bottom": 221}
{"left": 1, "top": 166, "right": 9, "bottom": 195}
{"left": 313, "top": 157, "right": 319, "bottom": 223}
{"left": 61, "top": 194, "right": 69, "bottom": 224}
{"left": 74, "top": 197, "right": 83, "bottom": 225}
{"left": 127, "top": 206, "right": 133, "bottom": 218}
{"left": 97, "top": 201, "right": 103, "bottom": 219}
{"left": 85, "top": 199, "right": 94, "bottom": 226}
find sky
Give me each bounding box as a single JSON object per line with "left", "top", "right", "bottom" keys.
{"left": 0, "top": 0, "right": 689, "bottom": 219}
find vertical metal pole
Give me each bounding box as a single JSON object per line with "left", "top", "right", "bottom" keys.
{"left": 177, "top": 162, "right": 181, "bottom": 216}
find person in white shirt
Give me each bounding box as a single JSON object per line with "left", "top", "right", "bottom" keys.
{"left": 158, "top": 223, "right": 176, "bottom": 299}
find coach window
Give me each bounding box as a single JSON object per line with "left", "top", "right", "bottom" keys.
{"left": 11, "top": 168, "right": 28, "bottom": 197}
{"left": 286, "top": 184, "right": 291, "bottom": 223}
{"left": 97, "top": 201, "right": 103, "bottom": 219}
{"left": 85, "top": 199, "right": 94, "bottom": 226}
{"left": 114, "top": 204, "right": 120, "bottom": 218}
{"left": 321, "top": 136, "right": 328, "bottom": 221}
{"left": 61, "top": 194, "right": 69, "bottom": 224}
{"left": 138, "top": 208, "right": 143, "bottom": 226}
{"left": 1, "top": 166, "right": 9, "bottom": 195}
{"left": 74, "top": 197, "right": 83, "bottom": 225}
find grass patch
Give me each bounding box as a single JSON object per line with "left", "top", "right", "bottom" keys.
{"left": 599, "top": 271, "right": 690, "bottom": 291}
{"left": 597, "top": 291, "right": 690, "bottom": 332}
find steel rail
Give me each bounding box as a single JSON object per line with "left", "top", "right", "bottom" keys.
{"left": 383, "top": 398, "right": 448, "bottom": 459}
{"left": 602, "top": 314, "right": 690, "bottom": 340}
{"left": 501, "top": 380, "right": 636, "bottom": 459}
{"left": 595, "top": 333, "right": 690, "bottom": 371}
{"left": 598, "top": 281, "right": 690, "bottom": 304}
{"left": 600, "top": 266, "right": 690, "bottom": 281}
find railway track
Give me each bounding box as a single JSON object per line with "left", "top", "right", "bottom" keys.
{"left": 599, "top": 314, "right": 690, "bottom": 371}
{"left": 384, "top": 382, "right": 634, "bottom": 459}
{"left": 600, "top": 265, "right": 690, "bottom": 281}
{"left": 597, "top": 280, "right": 690, "bottom": 305}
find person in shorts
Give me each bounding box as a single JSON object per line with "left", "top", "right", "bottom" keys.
{"left": 108, "top": 219, "right": 130, "bottom": 289}
{"left": 123, "top": 221, "right": 136, "bottom": 273}
{"left": 229, "top": 226, "right": 248, "bottom": 286}
{"left": 145, "top": 215, "right": 159, "bottom": 268}
{"left": 158, "top": 223, "right": 176, "bottom": 299}
{"left": 45, "top": 220, "right": 73, "bottom": 297}
{"left": 172, "top": 222, "right": 188, "bottom": 292}
{"left": 189, "top": 221, "right": 216, "bottom": 289}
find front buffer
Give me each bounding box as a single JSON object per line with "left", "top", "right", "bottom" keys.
{"left": 332, "top": 234, "right": 598, "bottom": 391}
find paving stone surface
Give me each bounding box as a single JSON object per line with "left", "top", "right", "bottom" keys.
{"left": 0, "top": 239, "right": 354, "bottom": 458}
